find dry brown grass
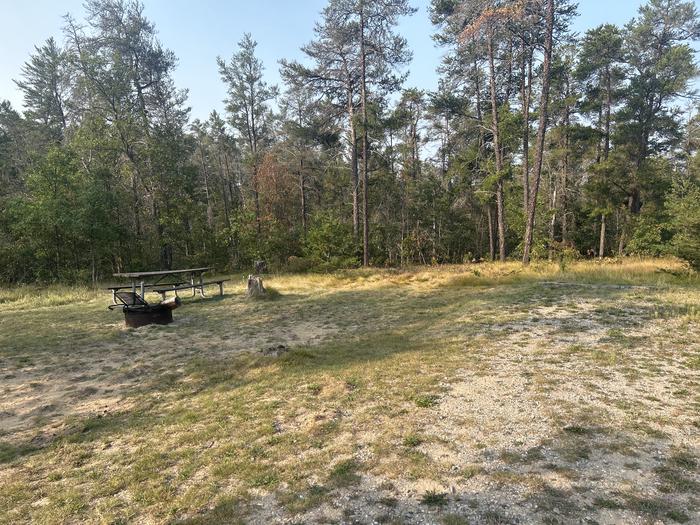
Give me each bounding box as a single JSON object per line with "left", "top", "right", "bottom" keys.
{"left": 0, "top": 258, "right": 698, "bottom": 524}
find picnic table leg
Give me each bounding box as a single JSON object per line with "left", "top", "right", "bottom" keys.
{"left": 190, "top": 273, "right": 196, "bottom": 297}
{"left": 140, "top": 281, "right": 145, "bottom": 301}
{"left": 219, "top": 282, "right": 224, "bottom": 296}
{"left": 199, "top": 272, "right": 207, "bottom": 297}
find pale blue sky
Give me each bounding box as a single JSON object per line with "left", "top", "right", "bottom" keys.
{"left": 1, "top": 0, "right": 655, "bottom": 121}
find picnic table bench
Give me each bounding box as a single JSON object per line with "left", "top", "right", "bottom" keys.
{"left": 151, "top": 280, "right": 228, "bottom": 300}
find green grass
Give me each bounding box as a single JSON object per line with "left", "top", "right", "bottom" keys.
{"left": 420, "top": 490, "right": 448, "bottom": 506}
{"left": 403, "top": 433, "right": 423, "bottom": 447}
{"left": 0, "top": 258, "right": 699, "bottom": 524}
{"left": 414, "top": 394, "right": 440, "bottom": 408}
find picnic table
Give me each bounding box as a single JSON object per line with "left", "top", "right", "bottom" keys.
{"left": 109, "top": 267, "right": 228, "bottom": 305}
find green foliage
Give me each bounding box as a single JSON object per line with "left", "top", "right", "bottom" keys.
{"left": 627, "top": 211, "right": 670, "bottom": 257}
{"left": 0, "top": 145, "right": 129, "bottom": 282}
{"left": 667, "top": 178, "right": 700, "bottom": 270}
{"left": 10, "top": 147, "right": 81, "bottom": 280}
{"left": 403, "top": 433, "right": 423, "bottom": 447}
{"left": 303, "top": 213, "right": 358, "bottom": 271}
{"left": 420, "top": 490, "right": 448, "bottom": 506}
{"left": 414, "top": 394, "right": 439, "bottom": 408}
{"left": 217, "top": 33, "right": 278, "bottom": 156}
{"left": 1, "top": 0, "right": 700, "bottom": 283}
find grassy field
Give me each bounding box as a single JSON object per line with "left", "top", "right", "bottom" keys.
{"left": 1, "top": 258, "right": 699, "bottom": 524}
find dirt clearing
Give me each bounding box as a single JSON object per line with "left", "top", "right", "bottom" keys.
{"left": 1, "top": 260, "right": 699, "bottom": 524}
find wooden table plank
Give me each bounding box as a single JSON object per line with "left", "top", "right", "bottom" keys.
{"left": 113, "top": 267, "right": 212, "bottom": 278}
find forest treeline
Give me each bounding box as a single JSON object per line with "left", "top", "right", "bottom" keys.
{"left": 1, "top": 0, "right": 699, "bottom": 283}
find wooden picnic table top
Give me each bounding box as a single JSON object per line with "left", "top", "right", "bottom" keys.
{"left": 113, "top": 267, "right": 212, "bottom": 279}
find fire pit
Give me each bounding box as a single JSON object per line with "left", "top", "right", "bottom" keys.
{"left": 108, "top": 292, "right": 181, "bottom": 328}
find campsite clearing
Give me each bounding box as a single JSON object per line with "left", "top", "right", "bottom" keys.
{"left": 1, "top": 259, "right": 699, "bottom": 524}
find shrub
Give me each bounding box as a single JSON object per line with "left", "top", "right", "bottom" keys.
{"left": 420, "top": 490, "right": 448, "bottom": 506}
{"left": 286, "top": 255, "right": 314, "bottom": 273}
{"left": 667, "top": 178, "right": 700, "bottom": 270}
{"left": 627, "top": 211, "right": 669, "bottom": 257}
{"left": 303, "top": 213, "right": 358, "bottom": 270}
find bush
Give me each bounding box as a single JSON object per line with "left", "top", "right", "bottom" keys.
{"left": 285, "top": 255, "right": 315, "bottom": 273}
{"left": 303, "top": 213, "right": 358, "bottom": 268}
{"left": 667, "top": 178, "right": 700, "bottom": 270}
{"left": 626, "top": 211, "right": 669, "bottom": 257}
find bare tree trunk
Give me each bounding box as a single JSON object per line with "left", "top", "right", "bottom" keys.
{"left": 496, "top": 181, "right": 506, "bottom": 261}
{"left": 198, "top": 138, "right": 213, "bottom": 229}
{"left": 474, "top": 58, "right": 483, "bottom": 147}
{"left": 591, "top": 69, "right": 612, "bottom": 261}
{"left": 222, "top": 150, "right": 240, "bottom": 263}
{"left": 299, "top": 157, "right": 307, "bottom": 234}
{"left": 604, "top": 66, "right": 612, "bottom": 160}
{"left": 522, "top": 0, "right": 554, "bottom": 265}
{"left": 618, "top": 228, "right": 625, "bottom": 256}
{"left": 91, "top": 249, "right": 97, "bottom": 286}
{"left": 348, "top": 91, "right": 360, "bottom": 238}
{"left": 487, "top": 205, "right": 495, "bottom": 261}
{"left": 618, "top": 204, "right": 628, "bottom": 255}
{"left": 595, "top": 103, "right": 603, "bottom": 164}
{"left": 360, "top": 2, "right": 370, "bottom": 267}
{"left": 252, "top": 160, "right": 261, "bottom": 235}
{"left": 487, "top": 32, "right": 506, "bottom": 262}
{"left": 549, "top": 186, "right": 557, "bottom": 260}
{"left": 400, "top": 189, "right": 406, "bottom": 266}
{"left": 217, "top": 152, "right": 232, "bottom": 230}
{"left": 560, "top": 76, "right": 571, "bottom": 244}
{"left": 520, "top": 43, "right": 532, "bottom": 217}
{"left": 131, "top": 172, "right": 141, "bottom": 240}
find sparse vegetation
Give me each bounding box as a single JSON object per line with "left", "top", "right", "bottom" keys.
{"left": 414, "top": 394, "right": 440, "bottom": 408}
{"left": 420, "top": 490, "right": 448, "bottom": 506}
{"left": 0, "top": 259, "right": 699, "bottom": 524}
{"left": 2, "top": 0, "right": 700, "bottom": 521}
{"left": 403, "top": 434, "right": 423, "bottom": 448}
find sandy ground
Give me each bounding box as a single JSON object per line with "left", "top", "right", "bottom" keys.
{"left": 0, "top": 312, "right": 336, "bottom": 446}
{"left": 244, "top": 286, "right": 700, "bottom": 524}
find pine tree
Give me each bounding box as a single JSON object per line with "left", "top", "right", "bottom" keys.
{"left": 218, "top": 34, "right": 278, "bottom": 240}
